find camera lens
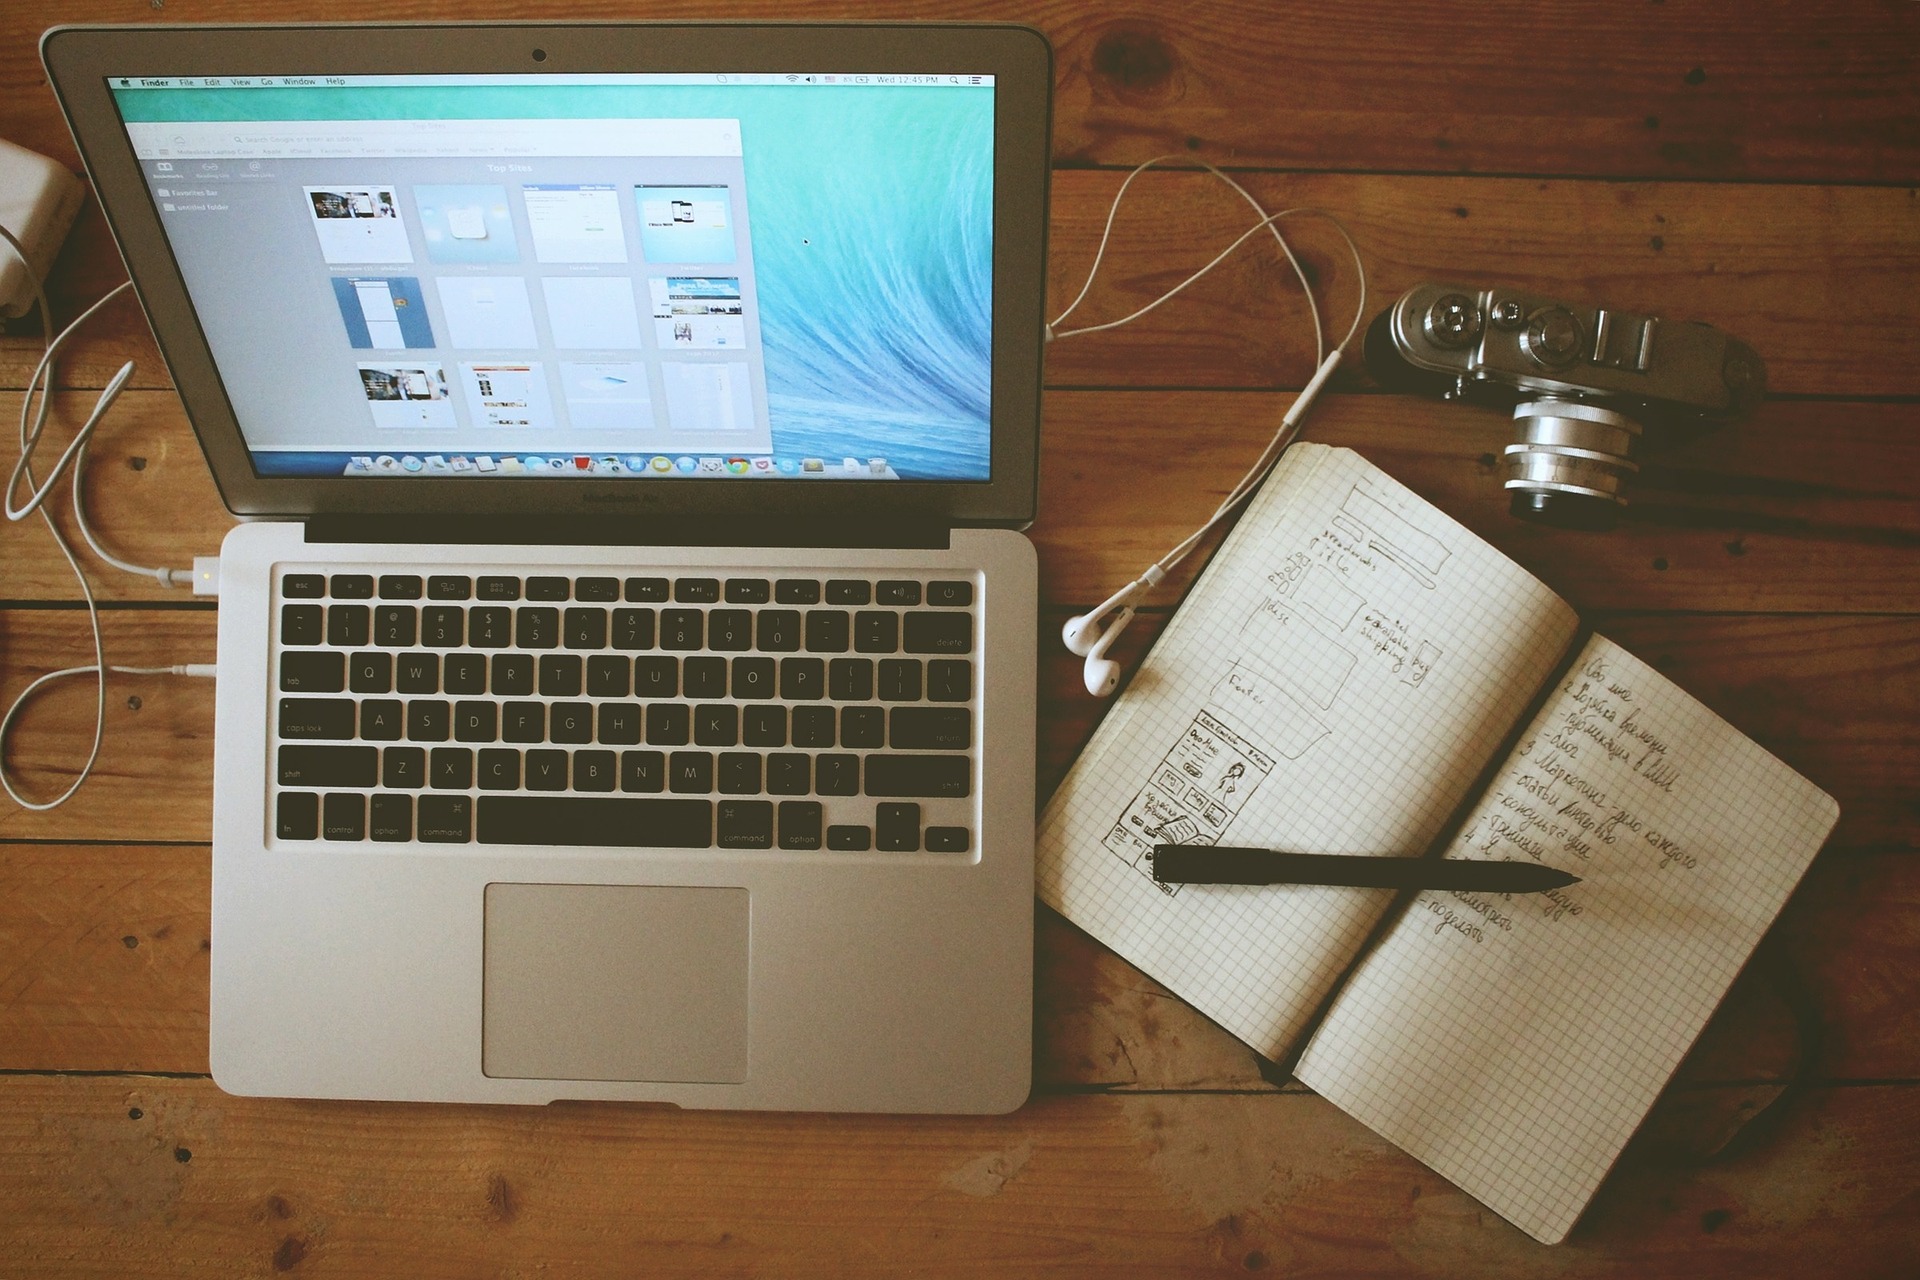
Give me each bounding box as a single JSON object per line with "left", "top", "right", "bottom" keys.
{"left": 1503, "top": 400, "right": 1642, "bottom": 528}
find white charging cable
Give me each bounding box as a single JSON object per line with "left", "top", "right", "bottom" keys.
{"left": 1047, "top": 156, "right": 1368, "bottom": 695}
{"left": 0, "top": 221, "right": 215, "bottom": 811}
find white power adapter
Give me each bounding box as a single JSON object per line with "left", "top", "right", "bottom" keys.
{"left": 0, "top": 137, "right": 87, "bottom": 319}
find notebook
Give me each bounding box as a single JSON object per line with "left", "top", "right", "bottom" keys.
{"left": 47, "top": 21, "right": 1053, "bottom": 1112}
{"left": 1037, "top": 444, "right": 1839, "bottom": 1241}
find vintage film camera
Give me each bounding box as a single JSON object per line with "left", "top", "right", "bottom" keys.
{"left": 1364, "top": 283, "right": 1765, "bottom": 529}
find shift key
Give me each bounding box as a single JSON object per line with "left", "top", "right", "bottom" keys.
{"left": 278, "top": 744, "right": 377, "bottom": 787}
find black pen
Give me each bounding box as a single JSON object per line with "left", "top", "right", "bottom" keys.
{"left": 1151, "top": 846, "right": 1581, "bottom": 893}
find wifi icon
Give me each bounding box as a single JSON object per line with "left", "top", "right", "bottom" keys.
{"left": 785, "top": 73, "right": 800, "bottom": 82}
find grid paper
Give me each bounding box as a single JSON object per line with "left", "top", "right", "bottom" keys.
{"left": 1036, "top": 445, "right": 1583, "bottom": 1060}
{"left": 1294, "top": 634, "right": 1840, "bottom": 1244}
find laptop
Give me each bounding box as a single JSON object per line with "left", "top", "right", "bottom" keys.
{"left": 45, "top": 22, "right": 1050, "bottom": 1112}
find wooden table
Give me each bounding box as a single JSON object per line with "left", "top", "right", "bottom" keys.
{"left": 3, "top": 2, "right": 1916, "bottom": 1274}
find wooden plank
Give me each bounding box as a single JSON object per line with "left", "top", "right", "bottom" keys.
{"left": 0, "top": 1075, "right": 1913, "bottom": 1273}
{"left": 4, "top": 1, "right": 1915, "bottom": 183}
{"left": 9, "top": 391, "right": 1919, "bottom": 612}
{"left": 8, "top": 170, "right": 1918, "bottom": 395}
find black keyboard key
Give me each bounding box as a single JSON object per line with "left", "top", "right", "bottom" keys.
{"left": 725, "top": 578, "right": 771, "bottom": 604}
{"left": 454, "top": 701, "right": 497, "bottom": 743}
{"left": 829, "top": 659, "right": 874, "bottom": 701}
{"left": 477, "top": 576, "right": 521, "bottom": 601}
{"left": 526, "top": 750, "right": 569, "bottom": 791}
{"left": 775, "top": 579, "right": 820, "bottom": 604}
{"left": 694, "top": 704, "right": 739, "bottom": 746}
{"left": 280, "top": 651, "right": 345, "bottom": 693}
{"left": 427, "top": 575, "right": 471, "bottom": 600}
{"left": 878, "top": 659, "right": 923, "bottom": 702}
{"left": 564, "top": 607, "right": 608, "bottom": 649}
{"left": 743, "top": 705, "right": 787, "bottom": 747}
{"left": 323, "top": 793, "right": 366, "bottom": 841}
{"left": 780, "top": 656, "right": 826, "bottom": 701}
{"left": 805, "top": 610, "right": 850, "bottom": 653}
{"left": 778, "top": 800, "right": 823, "bottom": 850}
{"left": 330, "top": 574, "right": 374, "bottom": 599}
{"left": 492, "top": 653, "right": 534, "bottom": 696}
{"left": 502, "top": 702, "right": 545, "bottom": 743}
{"left": 281, "top": 603, "right": 324, "bottom": 646}
{"left": 854, "top": 612, "right": 899, "bottom": 653}
{"left": 431, "top": 747, "right": 473, "bottom": 789}
{"left": 407, "top": 700, "right": 451, "bottom": 741}
{"left": 279, "top": 697, "right": 355, "bottom": 740}
{"left": 925, "top": 826, "right": 971, "bottom": 853}
{"left": 927, "top": 580, "right": 973, "bottom": 607}
{"left": 757, "top": 610, "right": 801, "bottom": 652}
{"left": 625, "top": 576, "right": 670, "bottom": 602}
{"left": 717, "top": 799, "right": 774, "bottom": 849}
{"left": 674, "top": 577, "right": 720, "bottom": 603}
{"left": 718, "top": 752, "right": 762, "bottom": 794}
{"left": 866, "top": 754, "right": 970, "bottom": 798}
{"left": 374, "top": 605, "right": 417, "bottom": 647}
{"left": 660, "top": 608, "right": 704, "bottom": 650}
{"left": 587, "top": 654, "right": 631, "bottom": 698}
{"left": 378, "top": 574, "right": 422, "bottom": 600}
{"left": 876, "top": 580, "right": 922, "bottom": 606}
{"left": 573, "top": 749, "right": 617, "bottom": 792}
{"left": 526, "top": 576, "right": 570, "bottom": 601}
{"left": 370, "top": 794, "right": 412, "bottom": 841}
{"left": 539, "top": 654, "right": 583, "bottom": 697}
{"left": 278, "top": 743, "right": 377, "bottom": 787}
{"left": 927, "top": 659, "right": 973, "bottom": 703}
{"left": 418, "top": 795, "right": 472, "bottom": 843}
{"left": 767, "top": 753, "right": 810, "bottom": 795}
{"left": 827, "top": 823, "right": 871, "bottom": 851}
{"left": 327, "top": 604, "right": 371, "bottom": 647}
{"left": 478, "top": 749, "right": 521, "bottom": 790}
{"left": 904, "top": 611, "right": 972, "bottom": 654}
{"left": 396, "top": 653, "right": 439, "bottom": 695}
{"left": 420, "top": 606, "right": 464, "bottom": 647}
{"left": 825, "top": 579, "right": 870, "bottom": 605}
{"left": 550, "top": 702, "right": 593, "bottom": 744}
{"left": 478, "top": 796, "right": 714, "bottom": 848}
{"left": 647, "top": 703, "right": 691, "bottom": 745}
{"left": 792, "top": 706, "right": 836, "bottom": 748}
{"left": 612, "top": 608, "right": 656, "bottom": 650}
{"left": 382, "top": 746, "right": 425, "bottom": 789}
{"left": 670, "top": 750, "right": 714, "bottom": 793}
{"left": 516, "top": 606, "right": 559, "bottom": 648}
{"left": 576, "top": 576, "right": 620, "bottom": 602}
{"left": 282, "top": 573, "right": 326, "bottom": 599}
{"left": 816, "top": 753, "right": 860, "bottom": 796}
{"left": 277, "top": 791, "right": 319, "bottom": 840}
{"left": 841, "top": 706, "right": 885, "bottom": 749}
{"left": 348, "top": 652, "right": 392, "bottom": 694}
{"left": 634, "top": 656, "right": 678, "bottom": 697}
{"left": 684, "top": 656, "right": 727, "bottom": 699}
{"left": 731, "top": 657, "right": 776, "bottom": 700}
{"left": 358, "top": 699, "right": 404, "bottom": 741}
{"left": 444, "top": 654, "right": 487, "bottom": 695}
{"left": 621, "top": 750, "right": 665, "bottom": 792}
{"left": 468, "top": 606, "right": 511, "bottom": 648}
{"left": 891, "top": 707, "right": 972, "bottom": 750}
{"left": 709, "top": 608, "right": 753, "bottom": 651}
{"left": 599, "top": 703, "right": 642, "bottom": 745}
{"left": 876, "top": 802, "right": 921, "bottom": 852}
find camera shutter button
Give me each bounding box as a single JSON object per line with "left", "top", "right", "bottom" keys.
{"left": 1423, "top": 293, "right": 1483, "bottom": 348}
{"left": 1522, "top": 308, "right": 1582, "bottom": 369}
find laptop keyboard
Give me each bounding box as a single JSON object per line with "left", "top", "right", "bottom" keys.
{"left": 269, "top": 570, "right": 978, "bottom": 854}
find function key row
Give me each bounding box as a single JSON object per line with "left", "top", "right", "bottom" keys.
{"left": 282, "top": 573, "right": 973, "bottom": 607}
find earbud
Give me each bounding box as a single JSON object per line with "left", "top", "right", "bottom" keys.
{"left": 1061, "top": 610, "right": 1106, "bottom": 657}
{"left": 1081, "top": 607, "right": 1135, "bottom": 697}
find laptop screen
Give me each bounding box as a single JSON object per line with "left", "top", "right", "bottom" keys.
{"left": 106, "top": 72, "right": 995, "bottom": 485}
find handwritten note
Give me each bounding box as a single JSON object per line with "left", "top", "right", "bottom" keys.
{"left": 1294, "top": 635, "right": 1839, "bottom": 1244}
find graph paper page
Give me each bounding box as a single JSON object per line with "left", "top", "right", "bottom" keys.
{"left": 1036, "top": 445, "right": 1581, "bottom": 1060}
{"left": 1295, "top": 635, "right": 1839, "bottom": 1244}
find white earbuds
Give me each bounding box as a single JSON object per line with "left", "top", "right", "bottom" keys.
{"left": 1078, "top": 607, "right": 1135, "bottom": 696}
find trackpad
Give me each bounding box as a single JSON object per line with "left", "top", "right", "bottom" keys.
{"left": 483, "top": 883, "right": 748, "bottom": 1083}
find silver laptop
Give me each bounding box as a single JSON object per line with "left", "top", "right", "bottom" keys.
{"left": 46, "top": 22, "right": 1050, "bottom": 1112}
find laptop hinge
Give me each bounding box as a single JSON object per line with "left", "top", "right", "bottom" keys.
{"left": 302, "top": 515, "right": 952, "bottom": 551}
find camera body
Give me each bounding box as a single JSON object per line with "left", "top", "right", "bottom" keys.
{"left": 1364, "top": 283, "right": 1765, "bottom": 528}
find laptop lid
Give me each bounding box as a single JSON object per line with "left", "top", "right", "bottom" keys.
{"left": 43, "top": 23, "right": 1049, "bottom": 531}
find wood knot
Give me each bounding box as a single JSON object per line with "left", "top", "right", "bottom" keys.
{"left": 487, "top": 1172, "right": 520, "bottom": 1223}
{"left": 1090, "top": 24, "right": 1182, "bottom": 103}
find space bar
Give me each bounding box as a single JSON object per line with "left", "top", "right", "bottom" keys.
{"left": 476, "top": 796, "right": 713, "bottom": 848}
